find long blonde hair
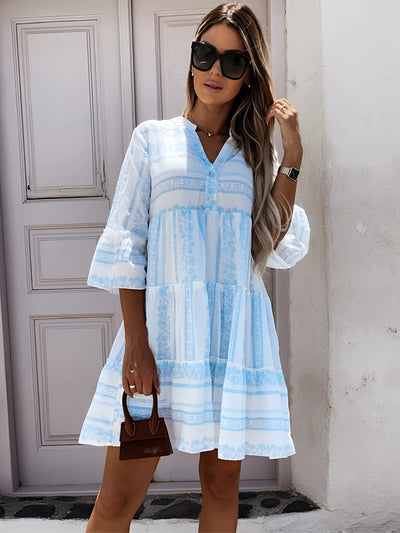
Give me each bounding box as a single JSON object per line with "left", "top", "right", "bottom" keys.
{"left": 183, "top": 3, "right": 284, "bottom": 273}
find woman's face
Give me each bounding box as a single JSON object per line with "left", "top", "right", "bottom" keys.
{"left": 192, "top": 23, "right": 249, "bottom": 109}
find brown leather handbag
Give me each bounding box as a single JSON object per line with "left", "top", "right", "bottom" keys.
{"left": 119, "top": 388, "right": 173, "bottom": 460}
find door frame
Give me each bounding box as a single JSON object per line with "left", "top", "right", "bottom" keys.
{"left": 0, "top": 0, "right": 290, "bottom": 495}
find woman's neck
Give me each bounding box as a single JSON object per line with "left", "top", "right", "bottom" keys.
{"left": 188, "top": 101, "right": 231, "bottom": 136}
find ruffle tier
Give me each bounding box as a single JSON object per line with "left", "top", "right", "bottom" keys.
{"left": 79, "top": 281, "right": 295, "bottom": 460}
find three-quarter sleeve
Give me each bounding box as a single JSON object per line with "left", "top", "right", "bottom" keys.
{"left": 266, "top": 204, "right": 310, "bottom": 269}
{"left": 88, "top": 127, "right": 150, "bottom": 294}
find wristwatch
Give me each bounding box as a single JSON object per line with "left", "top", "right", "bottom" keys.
{"left": 278, "top": 166, "right": 300, "bottom": 182}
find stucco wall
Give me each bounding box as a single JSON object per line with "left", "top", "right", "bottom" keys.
{"left": 286, "top": 0, "right": 400, "bottom": 513}
{"left": 284, "top": 0, "right": 331, "bottom": 507}
{"left": 0, "top": 198, "right": 18, "bottom": 492}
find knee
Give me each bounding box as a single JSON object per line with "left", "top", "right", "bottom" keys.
{"left": 200, "top": 463, "right": 240, "bottom": 501}
{"left": 94, "top": 485, "right": 134, "bottom": 521}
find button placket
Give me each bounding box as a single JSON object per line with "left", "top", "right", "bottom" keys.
{"left": 186, "top": 127, "right": 234, "bottom": 212}
{"left": 205, "top": 166, "right": 218, "bottom": 211}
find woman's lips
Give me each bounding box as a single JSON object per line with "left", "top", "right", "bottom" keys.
{"left": 204, "top": 82, "right": 222, "bottom": 92}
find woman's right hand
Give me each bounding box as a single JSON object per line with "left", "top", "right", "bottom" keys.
{"left": 122, "top": 336, "right": 160, "bottom": 397}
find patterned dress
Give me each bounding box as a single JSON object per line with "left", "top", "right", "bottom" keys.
{"left": 79, "top": 116, "right": 310, "bottom": 460}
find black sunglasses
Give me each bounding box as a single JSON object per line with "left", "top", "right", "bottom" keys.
{"left": 191, "top": 41, "right": 250, "bottom": 80}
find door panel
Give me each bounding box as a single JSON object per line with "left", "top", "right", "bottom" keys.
{"left": 26, "top": 224, "right": 103, "bottom": 291}
{"left": 0, "top": 0, "right": 127, "bottom": 486}
{"left": 16, "top": 19, "right": 104, "bottom": 199}
{"left": 131, "top": 0, "right": 276, "bottom": 487}
{"left": 32, "top": 315, "right": 113, "bottom": 445}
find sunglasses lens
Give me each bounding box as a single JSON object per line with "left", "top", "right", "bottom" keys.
{"left": 191, "top": 42, "right": 249, "bottom": 80}
{"left": 221, "top": 53, "right": 248, "bottom": 80}
{"left": 192, "top": 42, "right": 216, "bottom": 71}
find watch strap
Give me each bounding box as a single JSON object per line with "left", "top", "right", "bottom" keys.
{"left": 278, "top": 165, "right": 300, "bottom": 181}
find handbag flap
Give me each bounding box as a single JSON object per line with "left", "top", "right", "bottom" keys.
{"left": 120, "top": 416, "right": 170, "bottom": 443}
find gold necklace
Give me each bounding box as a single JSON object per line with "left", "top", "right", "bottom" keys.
{"left": 188, "top": 114, "right": 229, "bottom": 137}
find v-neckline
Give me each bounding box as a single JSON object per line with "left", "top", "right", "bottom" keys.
{"left": 180, "top": 116, "right": 233, "bottom": 167}
{"left": 196, "top": 133, "right": 230, "bottom": 165}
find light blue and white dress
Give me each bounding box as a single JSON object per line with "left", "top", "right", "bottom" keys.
{"left": 79, "top": 116, "right": 310, "bottom": 460}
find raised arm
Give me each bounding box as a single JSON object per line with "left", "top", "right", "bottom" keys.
{"left": 266, "top": 98, "right": 303, "bottom": 247}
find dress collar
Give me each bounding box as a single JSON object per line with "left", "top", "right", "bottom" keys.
{"left": 178, "top": 116, "right": 232, "bottom": 138}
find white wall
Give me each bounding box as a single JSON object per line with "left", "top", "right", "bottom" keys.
{"left": 284, "top": 0, "right": 331, "bottom": 507}
{"left": 286, "top": 0, "right": 400, "bottom": 513}
{"left": 0, "top": 199, "right": 18, "bottom": 493}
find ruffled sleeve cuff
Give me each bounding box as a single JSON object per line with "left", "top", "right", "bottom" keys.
{"left": 266, "top": 204, "right": 310, "bottom": 269}
{"left": 87, "top": 227, "right": 147, "bottom": 294}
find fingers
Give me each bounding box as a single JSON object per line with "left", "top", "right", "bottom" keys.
{"left": 135, "top": 376, "right": 160, "bottom": 396}
{"left": 153, "top": 371, "right": 160, "bottom": 395}
{"left": 123, "top": 369, "right": 160, "bottom": 397}
{"left": 122, "top": 374, "right": 135, "bottom": 398}
{"left": 122, "top": 345, "right": 160, "bottom": 397}
{"left": 265, "top": 98, "right": 298, "bottom": 123}
{"left": 142, "top": 380, "right": 153, "bottom": 396}
{"left": 129, "top": 369, "right": 142, "bottom": 395}
{"left": 128, "top": 375, "right": 144, "bottom": 395}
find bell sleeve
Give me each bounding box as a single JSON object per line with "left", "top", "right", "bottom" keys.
{"left": 266, "top": 204, "right": 310, "bottom": 269}
{"left": 87, "top": 126, "right": 150, "bottom": 294}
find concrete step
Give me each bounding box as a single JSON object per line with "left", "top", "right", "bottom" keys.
{"left": 1, "top": 510, "right": 400, "bottom": 533}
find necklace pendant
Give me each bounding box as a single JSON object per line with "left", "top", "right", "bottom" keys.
{"left": 207, "top": 131, "right": 213, "bottom": 137}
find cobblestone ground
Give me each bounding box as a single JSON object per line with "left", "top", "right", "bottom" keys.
{"left": 0, "top": 491, "right": 318, "bottom": 521}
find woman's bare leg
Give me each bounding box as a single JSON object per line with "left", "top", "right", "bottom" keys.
{"left": 86, "top": 446, "right": 160, "bottom": 533}
{"left": 198, "top": 449, "right": 242, "bottom": 533}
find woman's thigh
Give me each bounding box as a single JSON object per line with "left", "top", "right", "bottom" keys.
{"left": 97, "top": 447, "right": 160, "bottom": 511}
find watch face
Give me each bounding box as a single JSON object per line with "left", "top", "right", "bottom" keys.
{"left": 289, "top": 168, "right": 300, "bottom": 180}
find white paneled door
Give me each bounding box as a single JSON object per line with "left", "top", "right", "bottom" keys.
{"left": 131, "top": 0, "right": 277, "bottom": 489}
{"left": 0, "top": 0, "right": 282, "bottom": 490}
{"left": 0, "top": 0, "right": 127, "bottom": 487}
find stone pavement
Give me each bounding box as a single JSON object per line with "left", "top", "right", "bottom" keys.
{"left": 1, "top": 491, "right": 399, "bottom": 532}
{"left": 0, "top": 490, "right": 317, "bottom": 521}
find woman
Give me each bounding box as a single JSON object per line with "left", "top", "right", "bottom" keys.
{"left": 80, "top": 3, "right": 310, "bottom": 532}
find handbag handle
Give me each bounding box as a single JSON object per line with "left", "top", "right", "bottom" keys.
{"left": 122, "top": 387, "right": 160, "bottom": 437}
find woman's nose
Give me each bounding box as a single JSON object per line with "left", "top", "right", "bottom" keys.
{"left": 210, "top": 58, "right": 222, "bottom": 76}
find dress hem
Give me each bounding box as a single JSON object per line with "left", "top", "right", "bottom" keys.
{"left": 78, "top": 438, "right": 295, "bottom": 461}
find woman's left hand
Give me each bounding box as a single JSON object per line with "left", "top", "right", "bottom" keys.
{"left": 265, "top": 99, "right": 303, "bottom": 166}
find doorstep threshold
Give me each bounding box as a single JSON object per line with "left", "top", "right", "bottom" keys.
{"left": 10, "top": 479, "right": 279, "bottom": 497}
